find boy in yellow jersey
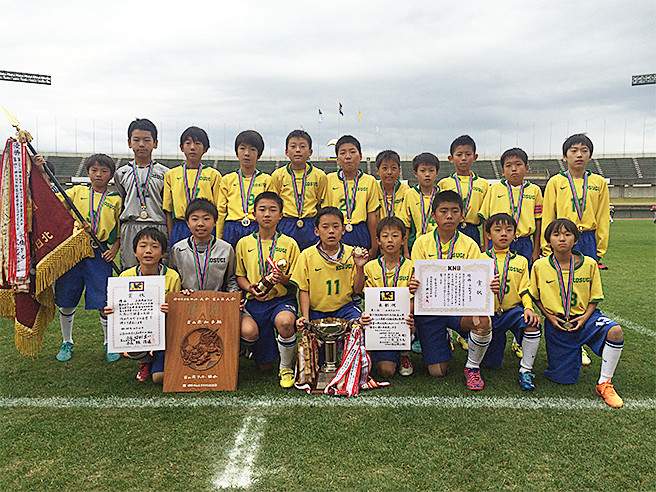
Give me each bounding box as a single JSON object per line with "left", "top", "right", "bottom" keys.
{"left": 34, "top": 154, "right": 122, "bottom": 362}
{"left": 322, "top": 135, "right": 379, "bottom": 258}
{"left": 438, "top": 135, "right": 489, "bottom": 248}
{"left": 217, "top": 130, "right": 271, "bottom": 249}
{"left": 530, "top": 219, "right": 624, "bottom": 408}
{"left": 236, "top": 192, "right": 300, "bottom": 387}
{"left": 480, "top": 214, "right": 542, "bottom": 390}
{"left": 541, "top": 134, "right": 609, "bottom": 267}
{"left": 411, "top": 191, "right": 500, "bottom": 390}
{"left": 163, "top": 126, "right": 222, "bottom": 248}
{"left": 479, "top": 148, "right": 543, "bottom": 266}
{"left": 103, "top": 227, "right": 181, "bottom": 384}
{"left": 270, "top": 130, "right": 326, "bottom": 250}
{"left": 291, "top": 207, "right": 368, "bottom": 330}
{"left": 376, "top": 150, "right": 409, "bottom": 222}
{"left": 401, "top": 152, "right": 440, "bottom": 256}
{"left": 359, "top": 217, "right": 415, "bottom": 378}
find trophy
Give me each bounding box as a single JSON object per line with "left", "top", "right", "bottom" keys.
{"left": 253, "top": 258, "right": 287, "bottom": 296}
{"left": 304, "top": 317, "right": 352, "bottom": 391}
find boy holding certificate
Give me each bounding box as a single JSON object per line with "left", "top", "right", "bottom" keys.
{"left": 530, "top": 219, "right": 624, "bottom": 408}
{"left": 481, "top": 214, "right": 542, "bottom": 390}
{"left": 411, "top": 190, "right": 500, "bottom": 390}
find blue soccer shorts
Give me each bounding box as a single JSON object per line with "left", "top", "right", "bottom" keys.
{"left": 245, "top": 295, "right": 298, "bottom": 366}
{"left": 414, "top": 314, "right": 463, "bottom": 365}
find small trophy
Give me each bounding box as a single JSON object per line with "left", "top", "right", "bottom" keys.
{"left": 253, "top": 258, "right": 287, "bottom": 296}
{"left": 304, "top": 317, "right": 352, "bottom": 391}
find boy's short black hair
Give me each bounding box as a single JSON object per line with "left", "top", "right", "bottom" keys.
{"left": 450, "top": 135, "right": 477, "bottom": 155}
{"left": 235, "top": 130, "right": 265, "bottom": 158}
{"left": 85, "top": 153, "right": 115, "bottom": 176}
{"left": 132, "top": 226, "right": 168, "bottom": 254}
{"left": 431, "top": 190, "right": 463, "bottom": 214}
{"left": 315, "top": 206, "right": 344, "bottom": 227}
{"left": 180, "top": 126, "right": 210, "bottom": 150}
{"left": 254, "top": 191, "right": 283, "bottom": 212}
{"left": 128, "top": 118, "right": 158, "bottom": 141}
{"left": 500, "top": 148, "right": 528, "bottom": 167}
{"left": 185, "top": 197, "right": 218, "bottom": 221}
{"left": 544, "top": 218, "right": 580, "bottom": 243}
{"left": 376, "top": 216, "right": 406, "bottom": 238}
{"left": 375, "top": 150, "right": 401, "bottom": 169}
{"left": 335, "top": 135, "right": 361, "bottom": 155}
{"left": 412, "top": 152, "right": 439, "bottom": 172}
{"left": 286, "top": 129, "right": 312, "bottom": 149}
{"left": 485, "top": 213, "right": 517, "bottom": 233}
{"left": 562, "top": 133, "right": 594, "bottom": 157}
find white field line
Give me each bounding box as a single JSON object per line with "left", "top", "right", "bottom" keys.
{"left": 605, "top": 311, "right": 656, "bottom": 339}
{"left": 1, "top": 395, "right": 655, "bottom": 410}
{"left": 213, "top": 414, "right": 266, "bottom": 490}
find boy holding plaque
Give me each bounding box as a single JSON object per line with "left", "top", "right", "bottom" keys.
{"left": 411, "top": 191, "right": 500, "bottom": 390}
{"left": 270, "top": 130, "right": 327, "bottom": 250}
{"left": 322, "top": 135, "right": 379, "bottom": 258}
{"left": 235, "top": 191, "right": 300, "bottom": 388}
{"left": 530, "top": 219, "right": 624, "bottom": 408}
{"left": 216, "top": 130, "right": 272, "bottom": 249}
{"left": 163, "top": 126, "right": 222, "bottom": 248}
{"left": 481, "top": 214, "right": 542, "bottom": 390}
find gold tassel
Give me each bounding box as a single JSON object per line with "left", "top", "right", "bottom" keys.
{"left": 35, "top": 229, "right": 93, "bottom": 295}
{"left": 0, "top": 288, "right": 15, "bottom": 317}
{"left": 14, "top": 288, "right": 55, "bottom": 357}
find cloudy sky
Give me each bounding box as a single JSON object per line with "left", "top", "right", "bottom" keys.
{"left": 1, "top": 0, "right": 654, "bottom": 159}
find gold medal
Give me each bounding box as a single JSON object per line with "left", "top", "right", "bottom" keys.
{"left": 242, "top": 217, "right": 251, "bottom": 227}
{"left": 353, "top": 246, "right": 364, "bottom": 257}
{"left": 563, "top": 320, "right": 573, "bottom": 330}
{"left": 296, "top": 219, "right": 304, "bottom": 228}
{"left": 496, "top": 308, "right": 503, "bottom": 317}
{"left": 140, "top": 207, "right": 148, "bottom": 220}
{"left": 345, "top": 223, "right": 353, "bottom": 232}
{"left": 578, "top": 225, "right": 584, "bottom": 232}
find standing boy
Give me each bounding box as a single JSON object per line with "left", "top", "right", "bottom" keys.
{"left": 217, "top": 130, "right": 271, "bottom": 249}
{"left": 114, "top": 118, "right": 169, "bottom": 270}
{"left": 163, "top": 126, "right": 222, "bottom": 248}
{"left": 236, "top": 191, "right": 300, "bottom": 388}
{"left": 322, "top": 135, "right": 379, "bottom": 258}
{"left": 270, "top": 130, "right": 326, "bottom": 250}
{"left": 376, "top": 150, "right": 410, "bottom": 222}
{"left": 438, "top": 135, "right": 489, "bottom": 248}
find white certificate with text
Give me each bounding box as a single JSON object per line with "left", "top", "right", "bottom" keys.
{"left": 364, "top": 287, "right": 411, "bottom": 351}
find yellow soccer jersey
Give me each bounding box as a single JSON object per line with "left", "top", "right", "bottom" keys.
{"left": 120, "top": 264, "right": 182, "bottom": 294}
{"left": 162, "top": 164, "right": 222, "bottom": 221}
{"left": 235, "top": 232, "right": 300, "bottom": 301}
{"left": 290, "top": 243, "right": 357, "bottom": 312}
{"left": 400, "top": 186, "right": 439, "bottom": 249}
{"left": 411, "top": 230, "right": 482, "bottom": 261}
{"left": 479, "top": 180, "right": 543, "bottom": 238}
{"left": 377, "top": 180, "right": 410, "bottom": 221}
{"left": 438, "top": 173, "right": 489, "bottom": 225}
{"left": 322, "top": 171, "right": 380, "bottom": 225}
{"left": 541, "top": 171, "right": 610, "bottom": 259}
{"left": 483, "top": 249, "right": 532, "bottom": 312}
{"left": 364, "top": 256, "right": 414, "bottom": 288}
{"left": 60, "top": 185, "right": 121, "bottom": 244}
{"left": 529, "top": 253, "right": 603, "bottom": 318}
{"left": 216, "top": 170, "right": 271, "bottom": 237}
{"left": 269, "top": 163, "right": 327, "bottom": 218}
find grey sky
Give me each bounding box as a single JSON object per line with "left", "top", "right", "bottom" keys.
{"left": 2, "top": 0, "right": 654, "bottom": 159}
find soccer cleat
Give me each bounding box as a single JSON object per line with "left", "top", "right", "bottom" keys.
{"left": 279, "top": 368, "right": 295, "bottom": 389}
{"left": 518, "top": 372, "right": 535, "bottom": 391}
{"left": 464, "top": 367, "right": 484, "bottom": 390}
{"left": 596, "top": 380, "right": 623, "bottom": 408}
{"left": 511, "top": 342, "right": 523, "bottom": 359}
{"left": 399, "top": 354, "right": 414, "bottom": 376}
{"left": 598, "top": 263, "right": 608, "bottom": 270}
{"left": 455, "top": 333, "right": 469, "bottom": 351}
{"left": 56, "top": 342, "right": 74, "bottom": 362}
{"left": 136, "top": 363, "right": 152, "bottom": 382}
{"left": 411, "top": 339, "right": 422, "bottom": 354}
{"left": 581, "top": 347, "right": 591, "bottom": 366}
{"left": 105, "top": 344, "right": 121, "bottom": 362}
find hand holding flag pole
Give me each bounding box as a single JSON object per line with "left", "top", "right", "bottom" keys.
{"left": 3, "top": 106, "right": 120, "bottom": 274}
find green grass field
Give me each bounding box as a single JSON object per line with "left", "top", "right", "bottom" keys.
{"left": 1, "top": 220, "right": 655, "bottom": 491}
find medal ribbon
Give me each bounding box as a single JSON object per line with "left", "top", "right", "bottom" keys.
{"left": 316, "top": 243, "right": 346, "bottom": 265}
{"left": 452, "top": 173, "right": 474, "bottom": 217}
{"left": 381, "top": 181, "right": 397, "bottom": 218}
{"left": 89, "top": 188, "right": 109, "bottom": 235}
{"left": 257, "top": 232, "right": 280, "bottom": 279}
{"left": 136, "top": 264, "right": 163, "bottom": 276}
{"left": 504, "top": 180, "right": 525, "bottom": 224}
{"left": 419, "top": 186, "right": 436, "bottom": 234}
{"left": 553, "top": 254, "right": 575, "bottom": 319}
{"left": 131, "top": 160, "right": 154, "bottom": 210}
{"left": 378, "top": 256, "right": 403, "bottom": 287}
{"left": 192, "top": 240, "right": 212, "bottom": 289}
{"left": 183, "top": 163, "right": 203, "bottom": 205}
{"left": 434, "top": 229, "right": 459, "bottom": 259}
{"left": 288, "top": 164, "right": 308, "bottom": 218}
{"left": 340, "top": 169, "right": 361, "bottom": 223}
{"left": 238, "top": 169, "right": 259, "bottom": 217}
{"left": 490, "top": 249, "right": 511, "bottom": 307}
{"left": 565, "top": 171, "right": 588, "bottom": 222}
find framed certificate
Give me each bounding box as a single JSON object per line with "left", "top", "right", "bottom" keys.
{"left": 106, "top": 275, "right": 166, "bottom": 353}
{"left": 364, "top": 287, "right": 411, "bottom": 351}
{"left": 414, "top": 259, "right": 495, "bottom": 316}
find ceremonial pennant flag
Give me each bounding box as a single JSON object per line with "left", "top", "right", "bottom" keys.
{"left": 339, "top": 103, "right": 344, "bottom": 116}
{"left": 318, "top": 108, "right": 323, "bottom": 123}
{"left": 358, "top": 109, "right": 362, "bottom": 121}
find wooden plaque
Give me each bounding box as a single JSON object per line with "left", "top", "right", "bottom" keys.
{"left": 163, "top": 290, "right": 241, "bottom": 393}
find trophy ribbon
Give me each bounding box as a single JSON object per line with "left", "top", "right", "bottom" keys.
{"left": 340, "top": 169, "right": 361, "bottom": 229}
{"left": 504, "top": 179, "right": 525, "bottom": 224}
{"left": 434, "top": 229, "right": 459, "bottom": 259}
{"left": 381, "top": 181, "right": 397, "bottom": 218}
{"left": 89, "top": 188, "right": 109, "bottom": 236}
{"left": 238, "top": 169, "right": 260, "bottom": 223}
{"left": 452, "top": 172, "right": 474, "bottom": 218}
{"left": 131, "top": 160, "right": 154, "bottom": 218}
{"left": 192, "top": 239, "right": 212, "bottom": 290}
{"left": 419, "top": 186, "right": 436, "bottom": 235}
{"left": 490, "top": 248, "right": 512, "bottom": 314}
{"left": 316, "top": 243, "right": 349, "bottom": 266}
{"left": 288, "top": 163, "right": 307, "bottom": 221}
{"left": 379, "top": 256, "right": 403, "bottom": 287}
{"left": 565, "top": 170, "right": 588, "bottom": 223}
{"left": 553, "top": 253, "right": 576, "bottom": 329}
{"left": 183, "top": 163, "right": 203, "bottom": 205}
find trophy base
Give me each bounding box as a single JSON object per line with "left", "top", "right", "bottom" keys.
{"left": 312, "top": 369, "right": 337, "bottom": 393}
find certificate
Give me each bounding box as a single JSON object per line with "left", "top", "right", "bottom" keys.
{"left": 364, "top": 287, "right": 411, "bottom": 351}
{"left": 414, "top": 259, "right": 495, "bottom": 316}
{"left": 107, "top": 275, "right": 166, "bottom": 353}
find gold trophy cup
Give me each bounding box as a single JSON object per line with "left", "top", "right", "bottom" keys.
{"left": 304, "top": 317, "right": 352, "bottom": 390}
